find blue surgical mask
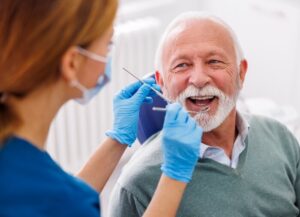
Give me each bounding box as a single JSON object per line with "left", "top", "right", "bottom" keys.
{"left": 71, "top": 47, "right": 112, "bottom": 105}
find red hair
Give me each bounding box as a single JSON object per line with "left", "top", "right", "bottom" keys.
{"left": 0, "top": 0, "right": 118, "bottom": 142}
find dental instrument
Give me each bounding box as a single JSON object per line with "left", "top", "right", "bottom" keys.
{"left": 152, "top": 106, "right": 199, "bottom": 114}
{"left": 122, "top": 67, "right": 172, "bottom": 104}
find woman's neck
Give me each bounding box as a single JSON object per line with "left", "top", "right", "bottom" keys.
{"left": 13, "top": 84, "right": 67, "bottom": 150}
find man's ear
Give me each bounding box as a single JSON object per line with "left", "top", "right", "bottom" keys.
{"left": 60, "top": 46, "right": 82, "bottom": 83}
{"left": 238, "top": 59, "right": 248, "bottom": 87}
{"left": 155, "top": 70, "right": 164, "bottom": 88}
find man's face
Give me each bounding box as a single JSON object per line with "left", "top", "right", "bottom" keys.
{"left": 156, "top": 20, "right": 246, "bottom": 131}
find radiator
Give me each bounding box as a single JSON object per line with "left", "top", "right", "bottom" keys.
{"left": 46, "top": 17, "right": 161, "bottom": 173}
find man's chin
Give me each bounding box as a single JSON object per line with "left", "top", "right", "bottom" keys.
{"left": 195, "top": 104, "right": 236, "bottom": 132}
{"left": 194, "top": 114, "right": 220, "bottom": 132}
{"left": 193, "top": 106, "right": 231, "bottom": 132}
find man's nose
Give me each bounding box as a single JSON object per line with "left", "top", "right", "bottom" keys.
{"left": 188, "top": 63, "right": 210, "bottom": 88}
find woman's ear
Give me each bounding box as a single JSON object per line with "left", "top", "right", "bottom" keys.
{"left": 60, "top": 46, "right": 83, "bottom": 83}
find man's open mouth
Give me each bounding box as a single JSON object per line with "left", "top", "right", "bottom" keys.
{"left": 186, "top": 95, "right": 217, "bottom": 112}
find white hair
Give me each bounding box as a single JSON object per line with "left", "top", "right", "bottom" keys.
{"left": 154, "top": 11, "right": 245, "bottom": 73}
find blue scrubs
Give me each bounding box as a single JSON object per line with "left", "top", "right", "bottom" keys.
{"left": 0, "top": 136, "right": 100, "bottom": 217}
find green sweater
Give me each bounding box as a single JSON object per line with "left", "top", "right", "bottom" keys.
{"left": 108, "top": 115, "right": 300, "bottom": 217}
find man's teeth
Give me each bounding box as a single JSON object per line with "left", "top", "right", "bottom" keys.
{"left": 189, "top": 96, "right": 215, "bottom": 100}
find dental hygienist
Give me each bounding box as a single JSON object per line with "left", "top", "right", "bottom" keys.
{"left": 0, "top": 0, "right": 202, "bottom": 216}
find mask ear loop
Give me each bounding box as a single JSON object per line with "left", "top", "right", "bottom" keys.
{"left": 69, "top": 80, "right": 88, "bottom": 93}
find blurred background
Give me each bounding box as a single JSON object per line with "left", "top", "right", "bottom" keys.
{"left": 45, "top": 0, "right": 300, "bottom": 215}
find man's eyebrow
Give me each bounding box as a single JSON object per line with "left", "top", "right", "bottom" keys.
{"left": 169, "top": 54, "right": 191, "bottom": 63}
{"left": 206, "top": 50, "right": 228, "bottom": 59}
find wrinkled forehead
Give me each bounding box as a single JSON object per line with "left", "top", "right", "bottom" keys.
{"left": 162, "top": 19, "right": 236, "bottom": 62}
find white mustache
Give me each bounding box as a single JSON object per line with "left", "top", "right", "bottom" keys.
{"left": 176, "top": 85, "right": 227, "bottom": 104}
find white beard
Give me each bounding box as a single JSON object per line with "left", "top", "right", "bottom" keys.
{"left": 165, "top": 85, "right": 239, "bottom": 132}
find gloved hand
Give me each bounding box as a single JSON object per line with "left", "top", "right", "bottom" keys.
{"left": 106, "top": 78, "right": 159, "bottom": 146}
{"left": 161, "top": 103, "right": 203, "bottom": 183}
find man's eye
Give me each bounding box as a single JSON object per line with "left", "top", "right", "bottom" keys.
{"left": 175, "top": 63, "right": 188, "bottom": 68}
{"left": 170, "top": 63, "right": 189, "bottom": 74}
{"left": 208, "top": 59, "right": 222, "bottom": 64}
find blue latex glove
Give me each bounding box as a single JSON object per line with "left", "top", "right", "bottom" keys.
{"left": 106, "top": 78, "right": 159, "bottom": 146}
{"left": 161, "top": 103, "right": 203, "bottom": 183}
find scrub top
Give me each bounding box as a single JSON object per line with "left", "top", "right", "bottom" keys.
{"left": 0, "top": 136, "right": 100, "bottom": 217}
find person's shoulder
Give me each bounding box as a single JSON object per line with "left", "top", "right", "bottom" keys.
{"left": 0, "top": 136, "right": 99, "bottom": 216}
{"left": 247, "top": 114, "right": 293, "bottom": 135}
{"left": 38, "top": 174, "right": 100, "bottom": 216}
{"left": 55, "top": 176, "right": 100, "bottom": 217}
{"left": 117, "top": 132, "right": 163, "bottom": 196}
{"left": 247, "top": 114, "right": 299, "bottom": 156}
{"left": 124, "top": 131, "right": 163, "bottom": 174}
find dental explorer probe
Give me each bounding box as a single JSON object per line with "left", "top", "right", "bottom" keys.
{"left": 122, "top": 67, "right": 172, "bottom": 104}
{"left": 152, "top": 106, "right": 199, "bottom": 114}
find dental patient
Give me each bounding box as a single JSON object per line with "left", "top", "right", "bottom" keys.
{"left": 108, "top": 11, "right": 300, "bottom": 217}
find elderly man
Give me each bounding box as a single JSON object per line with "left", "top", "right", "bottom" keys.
{"left": 108, "top": 12, "right": 300, "bottom": 217}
